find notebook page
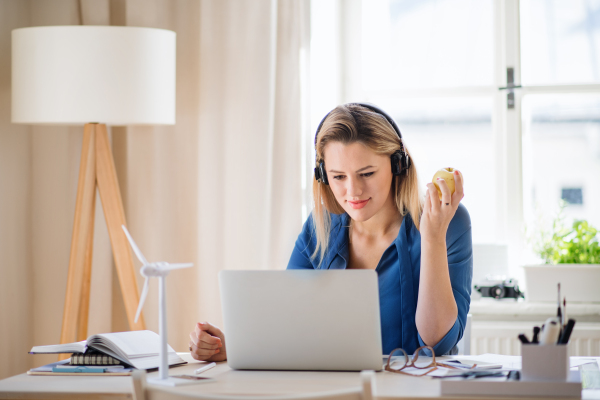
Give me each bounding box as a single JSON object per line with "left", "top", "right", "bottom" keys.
{"left": 128, "top": 352, "right": 186, "bottom": 370}
{"left": 29, "top": 341, "right": 86, "bottom": 354}
{"left": 90, "top": 330, "right": 176, "bottom": 358}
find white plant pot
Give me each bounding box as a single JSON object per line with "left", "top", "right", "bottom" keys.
{"left": 523, "top": 264, "right": 600, "bottom": 303}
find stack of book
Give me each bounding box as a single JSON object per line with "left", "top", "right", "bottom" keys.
{"left": 28, "top": 330, "right": 186, "bottom": 375}
{"left": 70, "top": 350, "right": 123, "bottom": 366}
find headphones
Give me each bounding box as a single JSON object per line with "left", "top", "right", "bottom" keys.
{"left": 314, "top": 102, "right": 411, "bottom": 185}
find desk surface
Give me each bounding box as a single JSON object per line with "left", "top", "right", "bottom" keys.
{"left": 1, "top": 354, "right": 599, "bottom": 400}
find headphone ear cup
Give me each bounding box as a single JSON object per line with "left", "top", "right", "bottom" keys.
{"left": 391, "top": 152, "right": 401, "bottom": 176}
{"left": 319, "top": 161, "right": 329, "bottom": 185}
{"left": 391, "top": 151, "right": 411, "bottom": 176}
{"left": 400, "top": 153, "right": 410, "bottom": 174}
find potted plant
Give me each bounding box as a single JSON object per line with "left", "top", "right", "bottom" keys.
{"left": 524, "top": 206, "right": 600, "bottom": 303}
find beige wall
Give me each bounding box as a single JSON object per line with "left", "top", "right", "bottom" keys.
{"left": 0, "top": 0, "right": 115, "bottom": 373}
{"left": 0, "top": 0, "right": 307, "bottom": 380}
{"left": 0, "top": 0, "right": 33, "bottom": 379}
{"left": 0, "top": 0, "right": 200, "bottom": 375}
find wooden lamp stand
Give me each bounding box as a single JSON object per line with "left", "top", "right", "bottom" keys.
{"left": 12, "top": 25, "right": 175, "bottom": 352}
{"left": 60, "top": 123, "right": 145, "bottom": 348}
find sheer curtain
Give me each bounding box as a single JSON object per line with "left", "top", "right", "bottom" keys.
{"left": 0, "top": 0, "right": 308, "bottom": 378}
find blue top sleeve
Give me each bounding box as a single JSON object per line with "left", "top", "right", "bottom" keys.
{"left": 417, "top": 203, "right": 473, "bottom": 356}
{"left": 287, "top": 215, "right": 317, "bottom": 270}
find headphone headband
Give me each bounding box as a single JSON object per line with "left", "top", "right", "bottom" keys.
{"left": 314, "top": 102, "right": 402, "bottom": 148}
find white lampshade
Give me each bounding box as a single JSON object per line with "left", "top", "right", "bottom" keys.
{"left": 12, "top": 26, "right": 176, "bottom": 125}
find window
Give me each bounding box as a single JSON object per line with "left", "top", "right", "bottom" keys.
{"left": 308, "top": 0, "right": 600, "bottom": 275}
{"left": 310, "top": 0, "right": 498, "bottom": 243}
{"left": 520, "top": 0, "right": 600, "bottom": 264}
{"left": 373, "top": 97, "right": 497, "bottom": 243}
{"left": 522, "top": 94, "right": 600, "bottom": 228}
{"left": 359, "top": 0, "right": 496, "bottom": 242}
{"left": 521, "top": 0, "right": 600, "bottom": 85}
{"left": 362, "top": 0, "right": 494, "bottom": 90}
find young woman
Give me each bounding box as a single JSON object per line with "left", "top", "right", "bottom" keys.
{"left": 189, "top": 103, "right": 472, "bottom": 361}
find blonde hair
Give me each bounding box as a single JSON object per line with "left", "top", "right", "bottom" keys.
{"left": 311, "top": 104, "right": 422, "bottom": 264}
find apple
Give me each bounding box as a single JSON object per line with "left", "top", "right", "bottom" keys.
{"left": 432, "top": 167, "right": 462, "bottom": 200}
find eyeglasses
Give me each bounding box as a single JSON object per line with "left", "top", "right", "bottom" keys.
{"left": 385, "top": 346, "right": 466, "bottom": 376}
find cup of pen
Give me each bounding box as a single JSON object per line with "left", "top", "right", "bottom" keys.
{"left": 520, "top": 316, "right": 575, "bottom": 382}
{"left": 521, "top": 343, "right": 569, "bottom": 382}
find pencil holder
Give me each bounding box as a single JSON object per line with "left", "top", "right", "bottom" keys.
{"left": 521, "top": 344, "right": 569, "bottom": 382}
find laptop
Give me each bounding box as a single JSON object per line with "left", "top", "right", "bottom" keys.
{"left": 219, "top": 270, "right": 383, "bottom": 371}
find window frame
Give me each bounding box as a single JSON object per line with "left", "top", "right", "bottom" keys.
{"left": 307, "top": 0, "right": 600, "bottom": 277}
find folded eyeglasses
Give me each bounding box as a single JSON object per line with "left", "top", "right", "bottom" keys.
{"left": 385, "top": 346, "right": 473, "bottom": 376}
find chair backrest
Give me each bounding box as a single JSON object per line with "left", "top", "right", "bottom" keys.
{"left": 131, "top": 369, "right": 375, "bottom": 400}
{"left": 456, "top": 313, "right": 472, "bottom": 355}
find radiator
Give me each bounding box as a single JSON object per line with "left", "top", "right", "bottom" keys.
{"left": 471, "top": 322, "right": 600, "bottom": 356}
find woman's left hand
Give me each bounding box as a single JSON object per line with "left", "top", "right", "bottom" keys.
{"left": 420, "top": 170, "right": 464, "bottom": 242}
{"left": 189, "top": 322, "right": 227, "bottom": 362}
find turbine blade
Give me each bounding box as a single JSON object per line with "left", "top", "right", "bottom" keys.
{"left": 162, "top": 263, "right": 194, "bottom": 271}
{"left": 134, "top": 278, "right": 149, "bottom": 323}
{"left": 122, "top": 225, "right": 149, "bottom": 265}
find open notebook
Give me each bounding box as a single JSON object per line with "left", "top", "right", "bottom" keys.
{"left": 29, "top": 330, "right": 185, "bottom": 370}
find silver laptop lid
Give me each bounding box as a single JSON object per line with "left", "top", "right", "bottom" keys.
{"left": 219, "top": 270, "right": 383, "bottom": 371}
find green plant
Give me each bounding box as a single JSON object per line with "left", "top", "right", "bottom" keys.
{"left": 533, "top": 205, "right": 600, "bottom": 264}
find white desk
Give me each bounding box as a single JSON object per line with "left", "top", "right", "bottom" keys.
{"left": 1, "top": 354, "right": 599, "bottom": 400}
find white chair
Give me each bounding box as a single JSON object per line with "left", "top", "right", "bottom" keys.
{"left": 131, "top": 369, "right": 375, "bottom": 400}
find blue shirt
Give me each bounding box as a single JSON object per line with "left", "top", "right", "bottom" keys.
{"left": 287, "top": 204, "right": 473, "bottom": 356}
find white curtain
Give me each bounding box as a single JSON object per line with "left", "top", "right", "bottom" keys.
{"left": 0, "top": 0, "right": 308, "bottom": 378}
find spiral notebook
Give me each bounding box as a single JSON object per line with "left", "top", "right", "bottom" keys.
{"left": 29, "top": 330, "right": 185, "bottom": 370}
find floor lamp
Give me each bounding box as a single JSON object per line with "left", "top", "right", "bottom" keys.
{"left": 11, "top": 26, "right": 176, "bottom": 346}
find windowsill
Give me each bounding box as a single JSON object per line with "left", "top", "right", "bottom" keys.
{"left": 470, "top": 299, "right": 600, "bottom": 322}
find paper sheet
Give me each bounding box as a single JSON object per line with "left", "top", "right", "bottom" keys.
{"left": 450, "top": 353, "right": 522, "bottom": 370}
{"left": 443, "top": 354, "right": 598, "bottom": 371}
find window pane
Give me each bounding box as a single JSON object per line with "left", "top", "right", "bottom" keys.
{"left": 520, "top": 0, "right": 600, "bottom": 85}
{"left": 522, "top": 94, "right": 600, "bottom": 230}
{"left": 361, "top": 0, "right": 494, "bottom": 90}
{"left": 371, "top": 97, "right": 496, "bottom": 243}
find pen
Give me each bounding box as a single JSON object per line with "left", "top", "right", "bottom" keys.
{"left": 557, "top": 283, "right": 562, "bottom": 327}
{"left": 195, "top": 362, "right": 216, "bottom": 375}
{"left": 559, "top": 319, "right": 576, "bottom": 344}
{"left": 434, "top": 370, "right": 506, "bottom": 379}
{"left": 532, "top": 326, "right": 540, "bottom": 344}
{"left": 539, "top": 317, "right": 560, "bottom": 344}
{"left": 518, "top": 333, "right": 530, "bottom": 344}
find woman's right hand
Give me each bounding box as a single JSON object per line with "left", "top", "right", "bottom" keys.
{"left": 189, "top": 321, "right": 227, "bottom": 362}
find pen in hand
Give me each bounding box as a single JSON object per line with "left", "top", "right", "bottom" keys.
{"left": 195, "top": 362, "right": 216, "bottom": 375}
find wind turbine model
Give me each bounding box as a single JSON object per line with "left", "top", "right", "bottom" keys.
{"left": 122, "top": 225, "right": 194, "bottom": 386}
